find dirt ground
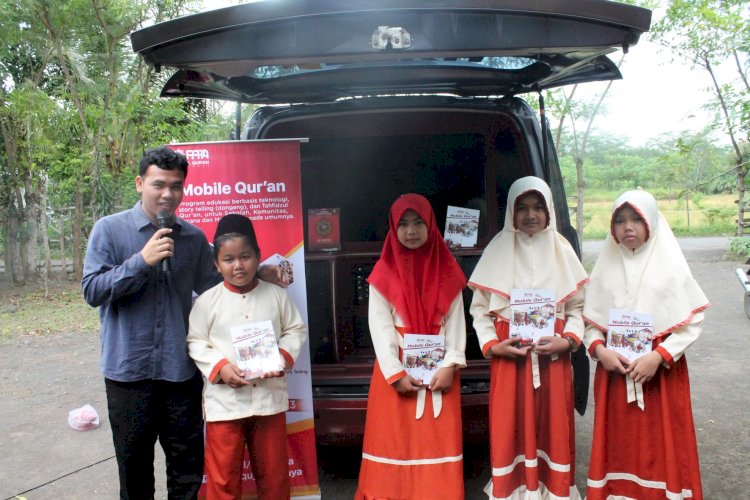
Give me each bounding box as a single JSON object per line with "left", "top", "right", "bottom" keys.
{"left": 0, "top": 247, "right": 748, "bottom": 499}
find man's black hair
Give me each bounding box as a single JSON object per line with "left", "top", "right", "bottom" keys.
{"left": 139, "top": 146, "right": 189, "bottom": 178}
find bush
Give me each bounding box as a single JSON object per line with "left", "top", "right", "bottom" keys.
{"left": 728, "top": 237, "right": 750, "bottom": 259}
{"left": 702, "top": 207, "right": 733, "bottom": 226}
{"left": 691, "top": 192, "right": 705, "bottom": 207}
{"left": 648, "top": 187, "right": 673, "bottom": 200}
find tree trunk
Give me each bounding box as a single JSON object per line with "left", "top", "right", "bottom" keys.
{"left": 19, "top": 220, "right": 31, "bottom": 281}
{"left": 737, "top": 156, "right": 747, "bottom": 237}
{"left": 576, "top": 156, "right": 585, "bottom": 241}
{"left": 6, "top": 210, "right": 24, "bottom": 286}
{"left": 40, "top": 182, "right": 52, "bottom": 297}
{"left": 59, "top": 217, "right": 67, "bottom": 279}
{"left": 2, "top": 212, "right": 13, "bottom": 284}
{"left": 554, "top": 85, "right": 577, "bottom": 151}
{"left": 73, "top": 186, "right": 85, "bottom": 282}
{"left": 733, "top": 49, "right": 749, "bottom": 92}
{"left": 741, "top": 143, "right": 749, "bottom": 237}
{"left": 22, "top": 178, "right": 42, "bottom": 283}
{"left": 702, "top": 56, "right": 745, "bottom": 235}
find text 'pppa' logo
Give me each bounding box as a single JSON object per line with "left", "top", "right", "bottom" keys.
{"left": 174, "top": 148, "right": 210, "bottom": 166}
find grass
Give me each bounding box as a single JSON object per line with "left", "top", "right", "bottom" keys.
{"left": 577, "top": 193, "right": 738, "bottom": 240}
{"left": 0, "top": 283, "right": 100, "bottom": 338}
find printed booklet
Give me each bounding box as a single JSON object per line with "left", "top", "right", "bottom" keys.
{"left": 607, "top": 309, "right": 654, "bottom": 361}
{"left": 229, "top": 319, "right": 285, "bottom": 380}
{"left": 402, "top": 334, "right": 446, "bottom": 385}
{"left": 509, "top": 288, "right": 556, "bottom": 345}
{"left": 444, "top": 205, "right": 480, "bottom": 248}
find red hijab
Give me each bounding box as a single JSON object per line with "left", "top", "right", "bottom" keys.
{"left": 367, "top": 194, "right": 466, "bottom": 334}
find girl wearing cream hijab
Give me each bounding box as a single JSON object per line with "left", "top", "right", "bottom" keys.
{"left": 469, "top": 176, "right": 588, "bottom": 500}
{"left": 583, "top": 190, "right": 708, "bottom": 500}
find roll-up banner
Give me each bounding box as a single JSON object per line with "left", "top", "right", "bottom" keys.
{"left": 170, "top": 140, "right": 320, "bottom": 499}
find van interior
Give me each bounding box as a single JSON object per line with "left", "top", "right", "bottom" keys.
{"left": 257, "top": 104, "right": 534, "bottom": 367}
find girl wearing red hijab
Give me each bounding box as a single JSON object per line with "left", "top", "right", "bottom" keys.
{"left": 354, "top": 193, "right": 468, "bottom": 500}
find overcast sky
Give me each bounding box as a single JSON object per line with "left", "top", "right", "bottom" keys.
{"left": 575, "top": 37, "right": 729, "bottom": 146}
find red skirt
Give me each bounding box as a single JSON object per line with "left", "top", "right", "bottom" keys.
{"left": 486, "top": 320, "right": 578, "bottom": 500}
{"left": 586, "top": 345, "right": 702, "bottom": 500}
{"left": 355, "top": 361, "right": 464, "bottom": 500}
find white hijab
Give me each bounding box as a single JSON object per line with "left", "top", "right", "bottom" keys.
{"left": 468, "top": 176, "right": 588, "bottom": 319}
{"left": 583, "top": 190, "right": 709, "bottom": 336}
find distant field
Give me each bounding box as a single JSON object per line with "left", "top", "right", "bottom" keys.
{"left": 576, "top": 193, "right": 738, "bottom": 240}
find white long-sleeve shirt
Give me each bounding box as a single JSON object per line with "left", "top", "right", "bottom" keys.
{"left": 188, "top": 280, "right": 307, "bottom": 421}
{"left": 584, "top": 311, "right": 704, "bottom": 367}
{"left": 469, "top": 287, "right": 585, "bottom": 355}
{"left": 368, "top": 286, "right": 467, "bottom": 384}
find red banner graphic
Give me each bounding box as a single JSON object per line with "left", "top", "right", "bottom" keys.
{"left": 171, "top": 140, "right": 320, "bottom": 499}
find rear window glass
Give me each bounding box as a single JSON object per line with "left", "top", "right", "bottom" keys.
{"left": 252, "top": 57, "right": 538, "bottom": 79}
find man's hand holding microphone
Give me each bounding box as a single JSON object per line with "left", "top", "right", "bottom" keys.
{"left": 141, "top": 210, "right": 174, "bottom": 272}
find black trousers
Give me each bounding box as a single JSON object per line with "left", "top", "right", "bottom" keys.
{"left": 105, "top": 372, "right": 204, "bottom": 500}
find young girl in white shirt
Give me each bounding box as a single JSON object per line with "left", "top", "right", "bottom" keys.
{"left": 583, "top": 190, "right": 708, "bottom": 500}
{"left": 468, "top": 176, "right": 588, "bottom": 499}
{"left": 355, "top": 193, "right": 467, "bottom": 500}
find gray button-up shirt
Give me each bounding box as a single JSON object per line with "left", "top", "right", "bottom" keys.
{"left": 82, "top": 202, "right": 220, "bottom": 382}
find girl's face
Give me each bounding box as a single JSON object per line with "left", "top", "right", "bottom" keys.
{"left": 215, "top": 237, "right": 259, "bottom": 288}
{"left": 514, "top": 192, "right": 548, "bottom": 236}
{"left": 396, "top": 209, "right": 429, "bottom": 249}
{"left": 613, "top": 204, "right": 648, "bottom": 250}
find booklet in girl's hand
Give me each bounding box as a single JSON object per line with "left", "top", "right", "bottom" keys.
{"left": 402, "top": 334, "right": 446, "bottom": 385}
{"left": 509, "top": 289, "right": 556, "bottom": 345}
{"left": 607, "top": 309, "right": 654, "bottom": 362}
{"left": 230, "top": 320, "right": 285, "bottom": 380}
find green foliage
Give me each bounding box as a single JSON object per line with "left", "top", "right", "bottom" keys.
{"left": 728, "top": 237, "right": 750, "bottom": 259}
{"left": 558, "top": 128, "right": 735, "bottom": 198}
{"left": 0, "top": 0, "right": 241, "bottom": 275}
{"left": 702, "top": 207, "right": 732, "bottom": 225}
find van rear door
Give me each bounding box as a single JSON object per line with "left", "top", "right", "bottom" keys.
{"left": 131, "top": 0, "right": 651, "bottom": 103}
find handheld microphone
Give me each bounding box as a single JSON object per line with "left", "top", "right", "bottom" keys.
{"left": 156, "top": 210, "right": 173, "bottom": 273}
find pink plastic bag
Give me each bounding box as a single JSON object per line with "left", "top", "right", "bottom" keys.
{"left": 68, "top": 404, "right": 100, "bottom": 431}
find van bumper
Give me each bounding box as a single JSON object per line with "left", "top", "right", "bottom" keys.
{"left": 312, "top": 381, "right": 489, "bottom": 447}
